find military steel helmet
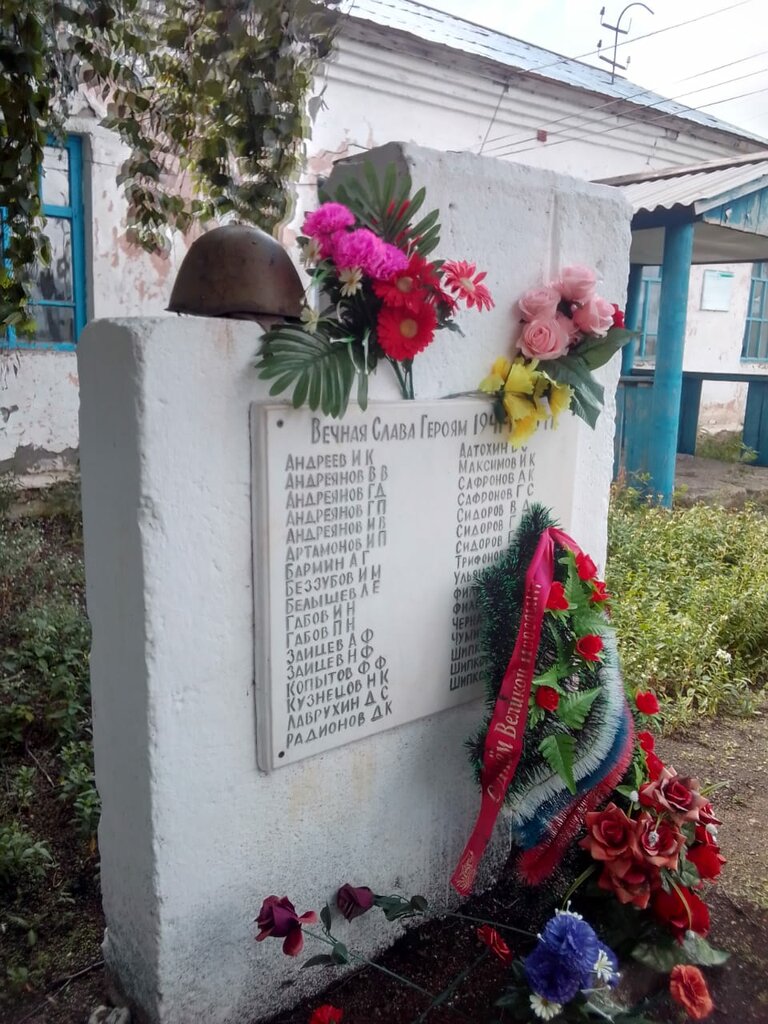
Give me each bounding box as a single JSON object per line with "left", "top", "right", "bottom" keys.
{"left": 168, "top": 224, "right": 304, "bottom": 319}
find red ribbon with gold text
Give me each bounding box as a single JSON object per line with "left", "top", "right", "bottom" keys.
{"left": 450, "top": 526, "right": 586, "bottom": 897}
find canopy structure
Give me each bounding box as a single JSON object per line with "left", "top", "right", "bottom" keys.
{"left": 598, "top": 152, "right": 768, "bottom": 504}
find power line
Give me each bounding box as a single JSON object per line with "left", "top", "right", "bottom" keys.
{"left": 483, "top": 46, "right": 768, "bottom": 155}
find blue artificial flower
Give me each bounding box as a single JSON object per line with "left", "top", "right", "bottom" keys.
{"left": 524, "top": 943, "right": 582, "bottom": 1005}
{"left": 539, "top": 913, "right": 600, "bottom": 976}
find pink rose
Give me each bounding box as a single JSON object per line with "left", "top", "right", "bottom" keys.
{"left": 518, "top": 316, "right": 571, "bottom": 360}
{"left": 558, "top": 265, "right": 597, "bottom": 303}
{"left": 571, "top": 296, "right": 615, "bottom": 337}
{"left": 518, "top": 285, "right": 561, "bottom": 322}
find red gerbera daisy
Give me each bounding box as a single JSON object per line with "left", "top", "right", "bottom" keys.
{"left": 372, "top": 253, "right": 440, "bottom": 311}
{"left": 377, "top": 302, "right": 437, "bottom": 361}
{"left": 441, "top": 260, "right": 494, "bottom": 311}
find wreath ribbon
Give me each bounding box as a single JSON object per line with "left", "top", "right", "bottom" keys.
{"left": 451, "top": 526, "right": 585, "bottom": 897}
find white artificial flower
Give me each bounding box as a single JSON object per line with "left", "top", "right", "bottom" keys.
{"left": 629, "top": 790, "right": 640, "bottom": 803}
{"left": 300, "top": 237, "right": 321, "bottom": 265}
{"left": 530, "top": 994, "right": 563, "bottom": 1020}
{"left": 556, "top": 902, "right": 583, "bottom": 920}
{"left": 715, "top": 648, "right": 732, "bottom": 664}
{"left": 339, "top": 267, "right": 363, "bottom": 297}
{"left": 593, "top": 949, "right": 618, "bottom": 984}
{"left": 300, "top": 305, "right": 320, "bottom": 333}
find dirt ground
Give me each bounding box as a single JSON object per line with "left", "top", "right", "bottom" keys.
{"left": 9, "top": 712, "right": 766, "bottom": 1024}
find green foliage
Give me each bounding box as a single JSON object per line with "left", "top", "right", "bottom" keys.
{"left": 257, "top": 324, "right": 360, "bottom": 416}
{"left": 695, "top": 430, "right": 758, "bottom": 464}
{"left": 0, "top": 824, "right": 53, "bottom": 886}
{"left": 1, "top": 0, "right": 340, "bottom": 337}
{"left": 539, "top": 732, "right": 577, "bottom": 794}
{"left": 608, "top": 487, "right": 768, "bottom": 729}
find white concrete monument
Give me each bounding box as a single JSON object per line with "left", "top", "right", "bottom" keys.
{"left": 78, "top": 143, "right": 631, "bottom": 1023}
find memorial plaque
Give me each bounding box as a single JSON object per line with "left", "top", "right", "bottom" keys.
{"left": 251, "top": 400, "right": 576, "bottom": 769}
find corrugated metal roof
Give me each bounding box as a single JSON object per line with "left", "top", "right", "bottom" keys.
{"left": 597, "top": 152, "right": 768, "bottom": 213}
{"left": 345, "top": 0, "right": 768, "bottom": 144}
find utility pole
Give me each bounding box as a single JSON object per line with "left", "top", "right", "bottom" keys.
{"left": 597, "top": 3, "right": 654, "bottom": 83}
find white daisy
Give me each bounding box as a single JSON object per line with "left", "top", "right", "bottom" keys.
{"left": 300, "top": 237, "right": 321, "bottom": 265}
{"left": 593, "top": 948, "right": 618, "bottom": 984}
{"left": 300, "top": 305, "right": 320, "bottom": 333}
{"left": 339, "top": 266, "right": 363, "bottom": 297}
{"left": 530, "top": 993, "right": 563, "bottom": 1020}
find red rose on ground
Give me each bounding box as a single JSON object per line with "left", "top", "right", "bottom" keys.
{"left": 579, "top": 802, "right": 634, "bottom": 861}
{"left": 590, "top": 580, "right": 611, "bottom": 603}
{"left": 575, "top": 634, "right": 603, "bottom": 661}
{"left": 699, "top": 802, "right": 722, "bottom": 827}
{"left": 687, "top": 843, "right": 727, "bottom": 880}
{"left": 669, "top": 965, "right": 715, "bottom": 1020}
{"left": 597, "top": 857, "right": 658, "bottom": 909}
{"left": 635, "top": 691, "right": 660, "bottom": 715}
{"left": 637, "top": 730, "right": 655, "bottom": 752}
{"left": 535, "top": 686, "right": 560, "bottom": 711}
{"left": 630, "top": 812, "right": 685, "bottom": 870}
{"left": 545, "top": 581, "right": 569, "bottom": 611}
{"left": 575, "top": 552, "right": 598, "bottom": 580}
{"left": 652, "top": 886, "right": 710, "bottom": 938}
{"left": 640, "top": 767, "right": 706, "bottom": 822}
{"left": 255, "top": 896, "right": 318, "bottom": 957}
{"left": 477, "top": 925, "right": 513, "bottom": 964}
{"left": 611, "top": 305, "right": 625, "bottom": 328}
{"left": 309, "top": 1006, "right": 344, "bottom": 1024}
{"left": 336, "top": 884, "right": 375, "bottom": 921}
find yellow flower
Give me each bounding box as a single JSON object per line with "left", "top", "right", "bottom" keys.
{"left": 503, "top": 358, "right": 537, "bottom": 396}
{"left": 549, "top": 382, "right": 572, "bottom": 424}
{"left": 479, "top": 370, "right": 506, "bottom": 394}
{"left": 503, "top": 392, "right": 536, "bottom": 424}
{"left": 492, "top": 356, "right": 513, "bottom": 380}
{"left": 509, "top": 411, "right": 540, "bottom": 447}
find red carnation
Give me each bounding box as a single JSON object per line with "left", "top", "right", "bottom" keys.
{"left": 535, "top": 686, "right": 560, "bottom": 712}
{"left": 687, "top": 843, "right": 726, "bottom": 881}
{"left": 309, "top": 1007, "right": 344, "bottom": 1024}
{"left": 376, "top": 301, "right": 437, "bottom": 361}
{"left": 575, "top": 634, "right": 603, "bottom": 661}
{"left": 255, "top": 896, "right": 318, "bottom": 957}
{"left": 637, "top": 730, "right": 655, "bottom": 752}
{"left": 590, "top": 580, "right": 611, "bottom": 604}
{"left": 652, "top": 886, "right": 710, "bottom": 939}
{"left": 545, "top": 581, "right": 569, "bottom": 611}
{"left": 670, "top": 965, "right": 714, "bottom": 1020}
{"left": 635, "top": 691, "right": 660, "bottom": 715}
{"left": 611, "top": 305, "right": 625, "bottom": 328}
{"left": 477, "top": 925, "right": 513, "bottom": 964}
{"left": 575, "top": 552, "right": 598, "bottom": 580}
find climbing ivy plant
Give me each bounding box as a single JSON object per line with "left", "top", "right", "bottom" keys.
{"left": 0, "top": 0, "right": 339, "bottom": 338}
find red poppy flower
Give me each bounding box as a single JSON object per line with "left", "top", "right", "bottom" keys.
{"left": 441, "top": 260, "right": 494, "bottom": 311}
{"left": 372, "top": 253, "right": 440, "bottom": 311}
{"left": 309, "top": 1006, "right": 344, "bottom": 1024}
{"left": 670, "top": 965, "right": 714, "bottom": 1020}
{"left": 377, "top": 302, "right": 437, "bottom": 360}
{"left": 255, "top": 896, "right": 318, "bottom": 957}
{"left": 477, "top": 925, "right": 513, "bottom": 964}
{"left": 611, "top": 305, "right": 625, "bottom": 329}
{"left": 575, "top": 634, "right": 603, "bottom": 661}
{"left": 545, "top": 581, "right": 569, "bottom": 611}
{"left": 535, "top": 686, "right": 560, "bottom": 711}
{"left": 590, "top": 580, "right": 611, "bottom": 603}
{"left": 687, "top": 843, "right": 726, "bottom": 881}
{"left": 652, "top": 886, "right": 710, "bottom": 939}
{"left": 635, "top": 691, "right": 660, "bottom": 715}
{"left": 575, "top": 552, "right": 598, "bottom": 580}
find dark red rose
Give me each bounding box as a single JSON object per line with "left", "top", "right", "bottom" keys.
{"left": 336, "top": 884, "right": 375, "bottom": 921}
{"left": 575, "top": 552, "right": 598, "bottom": 581}
{"left": 546, "top": 581, "right": 569, "bottom": 611}
{"left": 699, "top": 802, "right": 722, "bottom": 827}
{"left": 652, "top": 886, "right": 710, "bottom": 939}
{"left": 670, "top": 965, "right": 714, "bottom": 1020}
{"left": 687, "top": 843, "right": 726, "bottom": 880}
{"left": 640, "top": 768, "right": 706, "bottom": 822}
{"left": 590, "top": 580, "right": 611, "bottom": 603}
{"left": 579, "top": 802, "right": 634, "bottom": 861}
{"left": 630, "top": 812, "right": 685, "bottom": 869}
{"left": 575, "top": 634, "right": 603, "bottom": 661}
{"left": 597, "top": 857, "right": 659, "bottom": 909}
{"left": 476, "top": 925, "right": 513, "bottom": 964}
{"left": 309, "top": 1007, "right": 343, "bottom": 1024}
{"left": 635, "top": 691, "right": 660, "bottom": 715}
{"left": 611, "top": 305, "right": 625, "bottom": 328}
{"left": 255, "top": 896, "right": 318, "bottom": 956}
{"left": 535, "top": 686, "right": 560, "bottom": 711}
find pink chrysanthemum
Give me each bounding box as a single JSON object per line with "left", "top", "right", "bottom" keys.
{"left": 441, "top": 260, "right": 494, "bottom": 311}
{"left": 373, "top": 242, "right": 409, "bottom": 280}
{"left": 302, "top": 202, "right": 355, "bottom": 239}
{"left": 331, "top": 228, "right": 383, "bottom": 275}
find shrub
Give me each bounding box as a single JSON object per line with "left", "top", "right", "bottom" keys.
{"left": 607, "top": 488, "right": 768, "bottom": 729}
{"left": 0, "top": 824, "right": 53, "bottom": 886}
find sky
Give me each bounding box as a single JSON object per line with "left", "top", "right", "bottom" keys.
{"left": 418, "top": 0, "right": 768, "bottom": 139}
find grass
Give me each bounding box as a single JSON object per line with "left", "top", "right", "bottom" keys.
{"left": 695, "top": 430, "right": 758, "bottom": 464}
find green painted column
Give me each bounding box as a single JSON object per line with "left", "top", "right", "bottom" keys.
{"left": 648, "top": 222, "right": 695, "bottom": 506}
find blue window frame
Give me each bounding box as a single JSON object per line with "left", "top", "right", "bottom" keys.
{"left": 742, "top": 262, "right": 768, "bottom": 361}
{"left": 1, "top": 136, "right": 87, "bottom": 350}
{"left": 635, "top": 266, "right": 661, "bottom": 363}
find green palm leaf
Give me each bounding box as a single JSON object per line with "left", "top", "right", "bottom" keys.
{"left": 255, "top": 327, "right": 357, "bottom": 419}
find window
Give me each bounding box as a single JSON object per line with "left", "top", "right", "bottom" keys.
{"left": 635, "top": 265, "right": 661, "bottom": 363}
{"left": 1, "top": 137, "right": 86, "bottom": 350}
{"left": 742, "top": 262, "right": 768, "bottom": 361}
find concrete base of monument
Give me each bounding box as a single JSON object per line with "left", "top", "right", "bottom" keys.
{"left": 77, "top": 142, "right": 630, "bottom": 1024}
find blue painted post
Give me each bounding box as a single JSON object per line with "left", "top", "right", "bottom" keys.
{"left": 648, "top": 223, "right": 695, "bottom": 506}
{"left": 621, "top": 263, "right": 644, "bottom": 374}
